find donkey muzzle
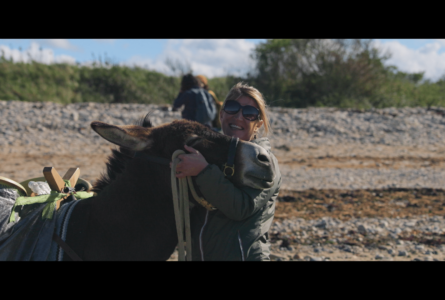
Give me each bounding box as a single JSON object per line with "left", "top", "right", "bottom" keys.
{"left": 235, "top": 141, "right": 276, "bottom": 190}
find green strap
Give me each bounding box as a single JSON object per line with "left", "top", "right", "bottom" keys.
{"left": 9, "top": 179, "right": 93, "bottom": 223}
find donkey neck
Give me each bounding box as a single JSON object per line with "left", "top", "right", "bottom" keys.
{"left": 73, "top": 158, "right": 176, "bottom": 260}
{"left": 92, "top": 158, "right": 173, "bottom": 225}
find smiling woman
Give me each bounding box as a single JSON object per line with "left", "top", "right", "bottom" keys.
{"left": 173, "top": 82, "right": 282, "bottom": 261}
{"left": 220, "top": 82, "right": 271, "bottom": 141}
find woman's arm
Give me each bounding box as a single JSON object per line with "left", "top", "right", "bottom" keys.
{"left": 196, "top": 164, "right": 280, "bottom": 221}
{"left": 174, "top": 145, "right": 281, "bottom": 221}
{"left": 172, "top": 92, "right": 187, "bottom": 111}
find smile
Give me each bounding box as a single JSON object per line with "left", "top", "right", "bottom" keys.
{"left": 230, "top": 124, "right": 243, "bottom": 130}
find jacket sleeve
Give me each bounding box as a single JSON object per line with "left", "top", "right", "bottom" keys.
{"left": 195, "top": 163, "right": 281, "bottom": 221}
{"left": 173, "top": 92, "right": 187, "bottom": 109}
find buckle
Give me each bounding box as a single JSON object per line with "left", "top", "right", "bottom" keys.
{"left": 223, "top": 163, "right": 235, "bottom": 177}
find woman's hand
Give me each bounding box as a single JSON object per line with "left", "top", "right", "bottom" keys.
{"left": 171, "top": 145, "right": 209, "bottom": 178}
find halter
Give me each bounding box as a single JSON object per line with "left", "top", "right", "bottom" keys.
{"left": 222, "top": 137, "right": 239, "bottom": 178}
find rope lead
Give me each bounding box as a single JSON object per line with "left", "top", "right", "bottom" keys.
{"left": 171, "top": 150, "right": 218, "bottom": 261}
{"left": 171, "top": 150, "right": 191, "bottom": 261}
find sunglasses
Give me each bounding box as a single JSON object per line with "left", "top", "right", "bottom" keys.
{"left": 223, "top": 100, "right": 261, "bottom": 121}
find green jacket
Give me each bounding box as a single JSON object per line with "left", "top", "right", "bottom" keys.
{"left": 190, "top": 138, "right": 281, "bottom": 261}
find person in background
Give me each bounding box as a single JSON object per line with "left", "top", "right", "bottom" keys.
{"left": 196, "top": 75, "right": 223, "bottom": 130}
{"left": 173, "top": 73, "right": 215, "bottom": 128}
{"left": 173, "top": 82, "right": 282, "bottom": 261}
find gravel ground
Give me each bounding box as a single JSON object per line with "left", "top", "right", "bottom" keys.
{"left": 269, "top": 214, "right": 445, "bottom": 261}
{"left": 2, "top": 100, "right": 445, "bottom": 191}
{"left": 2, "top": 100, "right": 445, "bottom": 261}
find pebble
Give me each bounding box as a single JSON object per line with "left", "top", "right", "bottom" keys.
{"left": 310, "top": 256, "right": 324, "bottom": 261}
{"left": 357, "top": 224, "right": 367, "bottom": 235}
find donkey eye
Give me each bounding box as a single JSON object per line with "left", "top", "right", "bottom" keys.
{"left": 185, "top": 136, "right": 202, "bottom": 148}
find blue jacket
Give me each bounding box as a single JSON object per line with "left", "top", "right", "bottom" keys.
{"left": 173, "top": 87, "right": 214, "bottom": 126}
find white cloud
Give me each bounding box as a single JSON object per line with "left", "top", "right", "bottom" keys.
{"left": 373, "top": 40, "right": 445, "bottom": 81}
{"left": 419, "top": 43, "right": 441, "bottom": 54}
{"left": 0, "top": 42, "right": 76, "bottom": 65}
{"left": 40, "top": 39, "right": 79, "bottom": 51}
{"left": 435, "top": 39, "right": 445, "bottom": 47}
{"left": 123, "top": 39, "right": 257, "bottom": 78}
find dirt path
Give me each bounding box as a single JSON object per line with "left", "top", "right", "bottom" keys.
{"left": 2, "top": 143, "right": 445, "bottom": 185}
{"left": 2, "top": 144, "right": 445, "bottom": 261}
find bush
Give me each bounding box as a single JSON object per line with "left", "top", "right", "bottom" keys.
{"left": 0, "top": 58, "right": 181, "bottom": 105}
{"left": 248, "top": 39, "right": 445, "bottom": 109}
{"left": 0, "top": 57, "right": 80, "bottom": 104}
{"left": 77, "top": 65, "right": 180, "bottom": 104}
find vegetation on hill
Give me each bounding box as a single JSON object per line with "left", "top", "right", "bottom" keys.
{"left": 247, "top": 39, "right": 445, "bottom": 109}
{"left": 1, "top": 39, "right": 444, "bottom": 109}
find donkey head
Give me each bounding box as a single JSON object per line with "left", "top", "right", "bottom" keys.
{"left": 90, "top": 117, "right": 275, "bottom": 189}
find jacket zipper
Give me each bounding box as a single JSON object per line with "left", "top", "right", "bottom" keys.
{"left": 238, "top": 230, "right": 245, "bottom": 261}
{"left": 199, "top": 210, "right": 209, "bottom": 261}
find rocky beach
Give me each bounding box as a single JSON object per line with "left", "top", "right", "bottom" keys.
{"left": 1, "top": 100, "right": 445, "bottom": 261}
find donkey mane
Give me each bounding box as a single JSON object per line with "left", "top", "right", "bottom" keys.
{"left": 92, "top": 113, "right": 153, "bottom": 194}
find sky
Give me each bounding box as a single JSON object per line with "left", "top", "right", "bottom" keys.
{"left": 1, "top": 39, "right": 445, "bottom": 81}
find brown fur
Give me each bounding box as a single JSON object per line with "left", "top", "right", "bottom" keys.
{"left": 93, "top": 118, "right": 229, "bottom": 194}
{"left": 92, "top": 113, "right": 155, "bottom": 193}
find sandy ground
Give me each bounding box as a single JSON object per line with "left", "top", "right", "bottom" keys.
{"left": 2, "top": 143, "right": 445, "bottom": 261}
{"left": 2, "top": 143, "right": 445, "bottom": 186}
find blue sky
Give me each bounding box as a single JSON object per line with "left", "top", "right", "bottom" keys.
{"left": 1, "top": 39, "right": 445, "bottom": 81}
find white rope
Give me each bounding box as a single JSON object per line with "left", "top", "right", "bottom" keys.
{"left": 171, "top": 150, "right": 193, "bottom": 261}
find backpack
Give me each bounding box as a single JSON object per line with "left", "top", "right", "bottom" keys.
{"left": 190, "top": 88, "right": 216, "bottom": 125}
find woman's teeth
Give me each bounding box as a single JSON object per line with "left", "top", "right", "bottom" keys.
{"left": 230, "top": 124, "right": 242, "bottom": 130}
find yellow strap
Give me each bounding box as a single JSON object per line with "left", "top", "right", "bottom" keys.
{"left": 186, "top": 176, "right": 217, "bottom": 211}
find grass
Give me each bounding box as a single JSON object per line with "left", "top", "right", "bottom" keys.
{"left": 1, "top": 58, "right": 445, "bottom": 109}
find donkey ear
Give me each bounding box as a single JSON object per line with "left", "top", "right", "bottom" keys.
{"left": 91, "top": 121, "right": 153, "bottom": 151}
{"left": 136, "top": 112, "right": 153, "bottom": 128}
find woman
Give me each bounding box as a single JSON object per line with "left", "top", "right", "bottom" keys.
{"left": 173, "top": 73, "right": 215, "bottom": 128}
{"left": 174, "top": 82, "right": 281, "bottom": 261}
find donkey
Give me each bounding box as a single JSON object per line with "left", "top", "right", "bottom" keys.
{"left": 62, "top": 115, "right": 276, "bottom": 260}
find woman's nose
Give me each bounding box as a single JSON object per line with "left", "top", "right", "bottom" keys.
{"left": 235, "top": 110, "right": 243, "bottom": 120}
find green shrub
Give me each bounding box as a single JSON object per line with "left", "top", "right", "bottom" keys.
{"left": 247, "top": 39, "right": 445, "bottom": 109}
{"left": 0, "top": 58, "right": 181, "bottom": 104}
